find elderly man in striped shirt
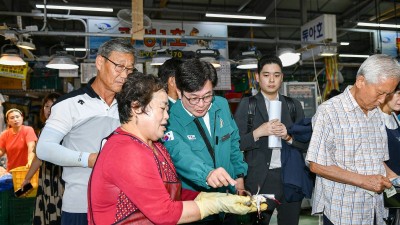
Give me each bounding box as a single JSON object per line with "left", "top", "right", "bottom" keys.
{"left": 306, "top": 54, "right": 400, "bottom": 225}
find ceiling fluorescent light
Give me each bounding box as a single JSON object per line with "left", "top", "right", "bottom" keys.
{"left": 65, "top": 48, "right": 88, "bottom": 52}
{"left": 339, "top": 54, "right": 369, "bottom": 58}
{"left": 36, "top": 4, "right": 113, "bottom": 12}
{"left": 206, "top": 13, "right": 266, "bottom": 20}
{"left": 340, "top": 42, "right": 350, "bottom": 46}
{"left": 357, "top": 22, "right": 400, "bottom": 29}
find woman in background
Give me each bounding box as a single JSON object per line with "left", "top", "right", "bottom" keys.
{"left": 22, "top": 92, "right": 64, "bottom": 225}
{"left": 0, "top": 108, "right": 37, "bottom": 171}
{"left": 381, "top": 83, "right": 400, "bottom": 224}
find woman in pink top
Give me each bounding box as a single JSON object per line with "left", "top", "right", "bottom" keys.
{"left": 88, "top": 72, "right": 265, "bottom": 225}
{"left": 0, "top": 108, "right": 37, "bottom": 171}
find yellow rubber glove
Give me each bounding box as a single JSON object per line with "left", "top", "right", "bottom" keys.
{"left": 194, "top": 192, "right": 267, "bottom": 219}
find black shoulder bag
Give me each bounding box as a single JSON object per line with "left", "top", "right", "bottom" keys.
{"left": 193, "top": 118, "right": 216, "bottom": 168}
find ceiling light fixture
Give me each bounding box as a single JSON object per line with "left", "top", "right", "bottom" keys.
{"left": 237, "top": 58, "right": 258, "bottom": 69}
{"left": 338, "top": 54, "right": 369, "bottom": 58}
{"left": 319, "top": 46, "right": 337, "bottom": 57}
{"left": 36, "top": 4, "right": 113, "bottom": 12}
{"left": 237, "top": 50, "right": 259, "bottom": 70}
{"left": 0, "top": 53, "right": 26, "bottom": 66}
{"left": 46, "top": 52, "right": 78, "bottom": 70}
{"left": 278, "top": 48, "right": 300, "bottom": 67}
{"left": 340, "top": 42, "right": 350, "bottom": 46}
{"left": 0, "top": 45, "right": 26, "bottom": 66}
{"left": 357, "top": 22, "right": 400, "bottom": 29}
{"left": 196, "top": 49, "right": 221, "bottom": 68}
{"left": 206, "top": 12, "right": 266, "bottom": 20}
{"left": 16, "top": 39, "right": 36, "bottom": 50}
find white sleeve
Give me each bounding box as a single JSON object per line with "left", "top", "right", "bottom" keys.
{"left": 36, "top": 127, "right": 90, "bottom": 167}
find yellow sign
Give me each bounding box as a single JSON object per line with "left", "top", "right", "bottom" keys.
{"left": 0, "top": 64, "right": 28, "bottom": 80}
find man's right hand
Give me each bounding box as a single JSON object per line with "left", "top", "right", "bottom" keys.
{"left": 206, "top": 167, "right": 237, "bottom": 188}
{"left": 362, "top": 174, "right": 392, "bottom": 193}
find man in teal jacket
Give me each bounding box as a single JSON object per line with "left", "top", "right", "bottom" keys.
{"left": 163, "top": 59, "right": 247, "bottom": 224}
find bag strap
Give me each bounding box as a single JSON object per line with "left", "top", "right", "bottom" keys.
{"left": 393, "top": 113, "right": 400, "bottom": 128}
{"left": 283, "top": 95, "right": 296, "bottom": 123}
{"left": 247, "top": 96, "right": 257, "bottom": 133}
{"left": 193, "top": 118, "right": 216, "bottom": 168}
{"left": 246, "top": 95, "right": 296, "bottom": 133}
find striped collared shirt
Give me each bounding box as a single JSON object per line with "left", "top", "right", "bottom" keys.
{"left": 306, "top": 86, "right": 388, "bottom": 225}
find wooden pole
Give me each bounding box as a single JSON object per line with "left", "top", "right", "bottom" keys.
{"left": 131, "top": 0, "right": 144, "bottom": 40}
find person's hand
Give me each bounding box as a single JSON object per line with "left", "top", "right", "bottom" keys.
{"left": 206, "top": 167, "right": 236, "bottom": 188}
{"left": 194, "top": 192, "right": 267, "bottom": 219}
{"left": 88, "top": 153, "right": 99, "bottom": 168}
{"left": 195, "top": 192, "right": 230, "bottom": 200}
{"left": 253, "top": 119, "right": 279, "bottom": 139}
{"left": 235, "top": 178, "right": 246, "bottom": 195}
{"left": 362, "top": 174, "right": 392, "bottom": 193}
{"left": 20, "top": 179, "right": 30, "bottom": 189}
{"left": 271, "top": 121, "right": 288, "bottom": 139}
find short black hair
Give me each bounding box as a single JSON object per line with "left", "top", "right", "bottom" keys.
{"left": 175, "top": 58, "right": 218, "bottom": 93}
{"left": 116, "top": 72, "right": 165, "bottom": 124}
{"left": 257, "top": 55, "right": 283, "bottom": 74}
{"left": 158, "top": 58, "right": 183, "bottom": 92}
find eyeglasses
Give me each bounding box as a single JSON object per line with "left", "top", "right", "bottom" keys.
{"left": 182, "top": 93, "right": 214, "bottom": 105}
{"left": 101, "top": 55, "right": 135, "bottom": 74}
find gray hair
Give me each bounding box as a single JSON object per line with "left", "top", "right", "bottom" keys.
{"left": 97, "top": 38, "right": 136, "bottom": 61}
{"left": 357, "top": 54, "right": 400, "bottom": 84}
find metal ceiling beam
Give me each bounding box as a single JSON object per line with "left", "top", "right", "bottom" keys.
{"left": 340, "top": 1, "right": 376, "bottom": 24}
{"left": 237, "top": 0, "right": 253, "bottom": 12}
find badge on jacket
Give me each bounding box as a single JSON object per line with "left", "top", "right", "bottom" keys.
{"left": 163, "top": 131, "right": 174, "bottom": 142}
{"left": 187, "top": 135, "right": 196, "bottom": 140}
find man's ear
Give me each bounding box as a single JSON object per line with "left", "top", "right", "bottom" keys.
{"left": 255, "top": 72, "right": 260, "bottom": 83}
{"left": 95, "top": 55, "right": 104, "bottom": 71}
{"left": 176, "top": 89, "right": 182, "bottom": 99}
{"left": 355, "top": 75, "right": 366, "bottom": 88}
{"left": 168, "top": 76, "right": 176, "bottom": 88}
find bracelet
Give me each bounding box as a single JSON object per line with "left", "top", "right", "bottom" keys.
{"left": 284, "top": 135, "right": 292, "bottom": 142}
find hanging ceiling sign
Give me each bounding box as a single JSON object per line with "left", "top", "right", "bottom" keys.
{"left": 87, "top": 18, "right": 228, "bottom": 61}
{"left": 0, "top": 64, "right": 29, "bottom": 79}
{"left": 300, "top": 14, "right": 337, "bottom": 60}
{"left": 300, "top": 14, "right": 337, "bottom": 43}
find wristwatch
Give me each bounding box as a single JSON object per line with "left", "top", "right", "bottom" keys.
{"left": 236, "top": 173, "right": 245, "bottom": 179}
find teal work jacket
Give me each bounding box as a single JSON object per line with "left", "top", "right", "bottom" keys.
{"left": 163, "top": 96, "right": 248, "bottom": 193}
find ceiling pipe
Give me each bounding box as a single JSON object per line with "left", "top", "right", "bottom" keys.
{"left": 28, "top": 31, "right": 303, "bottom": 45}
{"left": 0, "top": 11, "right": 298, "bottom": 28}
{"left": 50, "top": 17, "right": 89, "bottom": 60}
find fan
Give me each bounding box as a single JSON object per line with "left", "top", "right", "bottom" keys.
{"left": 117, "top": 9, "right": 152, "bottom": 29}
